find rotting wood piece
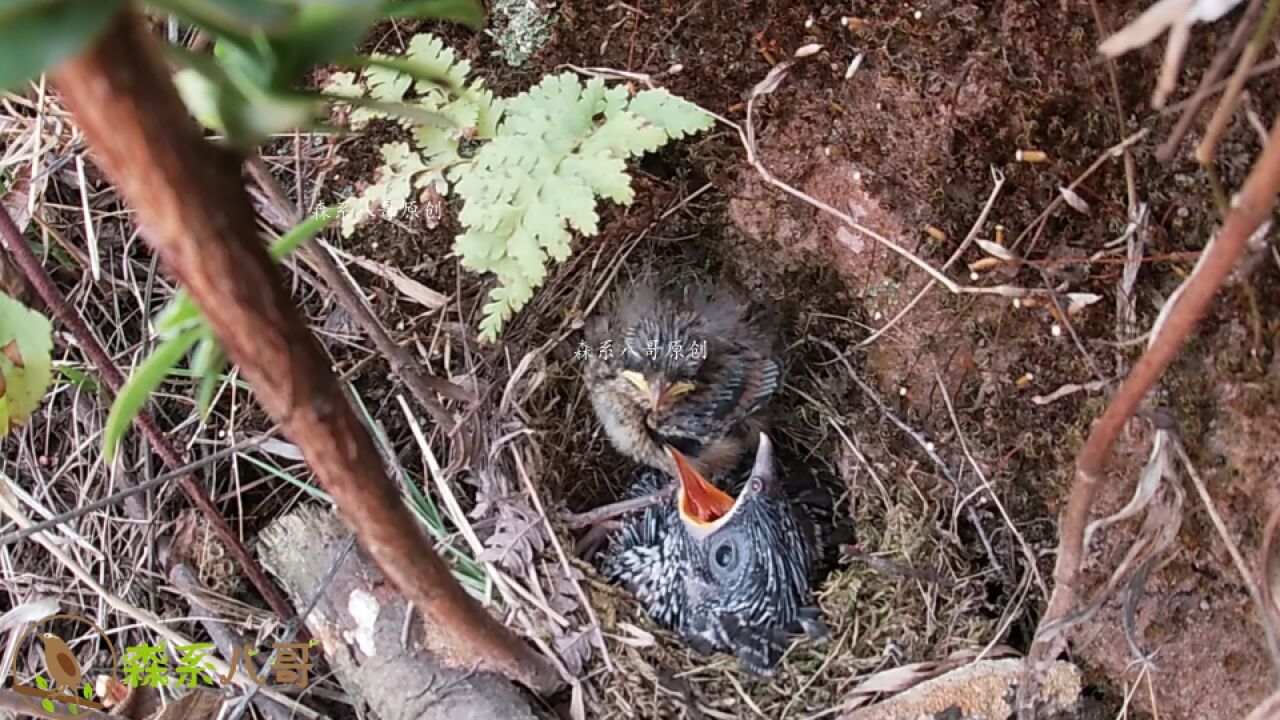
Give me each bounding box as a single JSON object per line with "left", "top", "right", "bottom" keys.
{"left": 259, "top": 506, "right": 537, "bottom": 720}
{"left": 48, "top": 7, "right": 560, "bottom": 694}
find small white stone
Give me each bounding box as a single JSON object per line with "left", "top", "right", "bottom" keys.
{"left": 1051, "top": 324, "right": 1062, "bottom": 337}
{"left": 668, "top": 63, "right": 684, "bottom": 75}
{"left": 804, "top": 15, "right": 815, "bottom": 28}
{"left": 913, "top": 9, "right": 922, "bottom": 19}
{"left": 1013, "top": 298, "right": 1022, "bottom": 309}
{"left": 795, "top": 43, "right": 824, "bottom": 58}
{"left": 925, "top": 441, "right": 935, "bottom": 452}
{"left": 970, "top": 271, "right": 980, "bottom": 281}
{"left": 898, "top": 387, "right": 908, "bottom": 397}
{"left": 873, "top": 311, "right": 883, "bottom": 321}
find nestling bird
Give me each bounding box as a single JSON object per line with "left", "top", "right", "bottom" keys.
{"left": 599, "top": 434, "right": 829, "bottom": 676}
{"left": 37, "top": 632, "right": 82, "bottom": 695}
{"left": 583, "top": 282, "right": 780, "bottom": 481}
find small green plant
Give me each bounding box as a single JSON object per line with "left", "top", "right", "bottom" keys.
{"left": 0, "top": 292, "right": 53, "bottom": 437}
{"left": 103, "top": 206, "right": 341, "bottom": 458}
{"left": 327, "top": 33, "right": 714, "bottom": 340}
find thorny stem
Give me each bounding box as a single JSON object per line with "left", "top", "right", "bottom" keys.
{"left": 1018, "top": 112, "right": 1280, "bottom": 718}
{"left": 49, "top": 8, "right": 559, "bottom": 693}
{"left": 0, "top": 204, "right": 297, "bottom": 626}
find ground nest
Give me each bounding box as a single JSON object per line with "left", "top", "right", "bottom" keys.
{"left": 2, "top": 1, "right": 1279, "bottom": 719}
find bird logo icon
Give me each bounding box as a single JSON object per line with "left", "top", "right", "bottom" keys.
{"left": 7, "top": 614, "right": 115, "bottom": 715}
{"left": 37, "top": 632, "right": 82, "bottom": 695}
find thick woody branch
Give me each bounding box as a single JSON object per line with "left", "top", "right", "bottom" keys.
{"left": 50, "top": 9, "right": 559, "bottom": 693}
{"left": 1018, "top": 113, "right": 1280, "bottom": 717}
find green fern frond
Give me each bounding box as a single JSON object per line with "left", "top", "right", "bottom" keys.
{"left": 341, "top": 142, "right": 436, "bottom": 235}
{"left": 330, "top": 34, "right": 714, "bottom": 341}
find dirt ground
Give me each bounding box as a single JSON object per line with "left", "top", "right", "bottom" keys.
{"left": 3, "top": 1, "right": 1279, "bottom": 719}
{"left": 505, "top": 1, "right": 1277, "bottom": 717}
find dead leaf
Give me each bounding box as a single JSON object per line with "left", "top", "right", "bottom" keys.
{"left": 1098, "top": 0, "right": 1243, "bottom": 57}
{"left": 256, "top": 436, "right": 305, "bottom": 461}
{"left": 751, "top": 61, "right": 794, "bottom": 98}
{"left": 1058, "top": 186, "right": 1091, "bottom": 215}
{"left": 1066, "top": 292, "right": 1103, "bottom": 315}
{"left": 976, "top": 239, "right": 1019, "bottom": 262}
{"left": 146, "top": 688, "right": 225, "bottom": 720}
{"left": 552, "top": 626, "right": 595, "bottom": 677}
{"left": 327, "top": 246, "right": 448, "bottom": 310}
{"left": 3, "top": 339, "right": 25, "bottom": 368}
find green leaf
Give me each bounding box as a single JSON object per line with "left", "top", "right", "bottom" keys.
{"left": 34, "top": 675, "right": 48, "bottom": 690}
{"left": 154, "top": 291, "right": 202, "bottom": 337}
{"left": 385, "top": 0, "right": 484, "bottom": 29}
{"left": 0, "top": 0, "right": 122, "bottom": 90}
{"left": 104, "top": 327, "right": 202, "bottom": 459}
{"left": 41, "top": 698, "right": 54, "bottom": 713}
{"left": 56, "top": 364, "right": 100, "bottom": 393}
{"left": 268, "top": 204, "right": 341, "bottom": 260}
{"left": 190, "top": 334, "right": 226, "bottom": 419}
{"left": 83, "top": 681, "right": 93, "bottom": 699}
{"left": 146, "top": 0, "right": 297, "bottom": 36}
{"left": 0, "top": 292, "right": 53, "bottom": 436}
{"left": 627, "top": 88, "right": 715, "bottom": 140}
{"left": 69, "top": 703, "right": 79, "bottom": 715}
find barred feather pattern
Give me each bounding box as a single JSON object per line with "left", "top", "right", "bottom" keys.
{"left": 600, "top": 466, "right": 827, "bottom": 676}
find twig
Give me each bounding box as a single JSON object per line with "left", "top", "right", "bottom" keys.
{"left": 1196, "top": 0, "right": 1280, "bottom": 165}
{"left": 0, "top": 472, "right": 316, "bottom": 717}
{"left": 1019, "top": 111, "right": 1280, "bottom": 719}
{"left": 1171, "top": 434, "right": 1280, "bottom": 682}
{"left": 246, "top": 158, "right": 470, "bottom": 431}
{"left": 935, "top": 370, "right": 1047, "bottom": 597}
{"left": 224, "top": 534, "right": 358, "bottom": 720}
{"left": 810, "top": 337, "right": 1004, "bottom": 575}
{"left": 1157, "top": 0, "right": 1267, "bottom": 161}
{"left": 0, "top": 434, "right": 269, "bottom": 547}
{"left": 561, "top": 485, "right": 674, "bottom": 529}
{"left": 0, "top": 201, "right": 295, "bottom": 626}
{"left": 508, "top": 445, "right": 615, "bottom": 673}
{"left": 724, "top": 62, "right": 1053, "bottom": 301}
{"left": 50, "top": 9, "right": 559, "bottom": 693}
{"left": 860, "top": 167, "right": 1006, "bottom": 347}
{"left": 171, "top": 563, "right": 293, "bottom": 720}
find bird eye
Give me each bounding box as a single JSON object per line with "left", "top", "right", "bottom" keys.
{"left": 714, "top": 543, "right": 735, "bottom": 569}
{"left": 708, "top": 534, "right": 747, "bottom": 580}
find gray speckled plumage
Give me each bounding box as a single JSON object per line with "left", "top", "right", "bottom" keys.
{"left": 599, "top": 445, "right": 829, "bottom": 676}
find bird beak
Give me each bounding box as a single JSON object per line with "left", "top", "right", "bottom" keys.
{"left": 649, "top": 380, "right": 668, "bottom": 413}
{"left": 749, "top": 432, "right": 777, "bottom": 488}
{"left": 670, "top": 447, "right": 735, "bottom": 528}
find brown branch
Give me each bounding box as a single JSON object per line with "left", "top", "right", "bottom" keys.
{"left": 1018, "top": 112, "right": 1280, "bottom": 718}
{"left": 0, "top": 206, "right": 295, "bottom": 626}
{"left": 48, "top": 8, "right": 560, "bottom": 693}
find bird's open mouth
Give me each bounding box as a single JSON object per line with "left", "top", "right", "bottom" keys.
{"left": 669, "top": 448, "right": 735, "bottom": 525}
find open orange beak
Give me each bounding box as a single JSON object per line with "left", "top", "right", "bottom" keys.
{"left": 669, "top": 447, "right": 735, "bottom": 525}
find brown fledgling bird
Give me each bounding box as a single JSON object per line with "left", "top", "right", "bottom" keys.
{"left": 37, "top": 632, "right": 81, "bottom": 694}
{"left": 584, "top": 282, "right": 780, "bottom": 481}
